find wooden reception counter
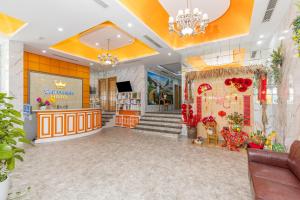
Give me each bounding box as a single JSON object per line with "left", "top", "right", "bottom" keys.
{"left": 32, "top": 108, "right": 102, "bottom": 143}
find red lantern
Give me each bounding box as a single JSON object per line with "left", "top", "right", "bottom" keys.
{"left": 181, "top": 104, "right": 187, "bottom": 110}
{"left": 218, "top": 111, "right": 226, "bottom": 117}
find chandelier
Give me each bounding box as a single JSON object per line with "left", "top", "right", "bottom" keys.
{"left": 168, "top": 0, "right": 209, "bottom": 36}
{"left": 98, "top": 39, "right": 119, "bottom": 67}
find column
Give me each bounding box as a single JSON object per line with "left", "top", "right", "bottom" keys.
{"left": 0, "top": 40, "right": 24, "bottom": 112}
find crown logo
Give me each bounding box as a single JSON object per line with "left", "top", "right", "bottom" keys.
{"left": 54, "top": 80, "right": 67, "bottom": 89}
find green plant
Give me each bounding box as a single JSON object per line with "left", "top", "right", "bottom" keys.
{"left": 270, "top": 45, "right": 284, "bottom": 85}
{"left": 249, "top": 130, "right": 266, "bottom": 145}
{"left": 0, "top": 93, "right": 29, "bottom": 182}
{"left": 292, "top": 15, "right": 300, "bottom": 56}
{"left": 226, "top": 112, "right": 244, "bottom": 126}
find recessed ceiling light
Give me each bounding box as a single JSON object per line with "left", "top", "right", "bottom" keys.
{"left": 257, "top": 40, "right": 263, "bottom": 45}
{"left": 259, "top": 35, "right": 264, "bottom": 39}
{"left": 168, "top": 52, "right": 172, "bottom": 56}
{"left": 90, "top": 63, "right": 94, "bottom": 66}
{"left": 42, "top": 50, "right": 47, "bottom": 54}
{"left": 279, "top": 36, "right": 285, "bottom": 40}
{"left": 57, "top": 27, "right": 64, "bottom": 32}
{"left": 95, "top": 42, "right": 99, "bottom": 46}
{"left": 117, "top": 34, "right": 121, "bottom": 38}
{"left": 127, "top": 23, "right": 133, "bottom": 27}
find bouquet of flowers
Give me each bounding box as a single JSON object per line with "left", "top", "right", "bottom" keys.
{"left": 36, "top": 97, "right": 51, "bottom": 107}
{"left": 248, "top": 130, "right": 266, "bottom": 149}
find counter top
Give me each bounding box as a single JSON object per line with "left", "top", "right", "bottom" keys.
{"left": 33, "top": 108, "right": 101, "bottom": 113}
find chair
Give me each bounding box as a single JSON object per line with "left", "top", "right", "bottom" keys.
{"left": 205, "top": 121, "right": 218, "bottom": 145}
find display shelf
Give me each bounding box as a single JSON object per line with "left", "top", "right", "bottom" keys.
{"left": 115, "top": 92, "right": 141, "bottom": 128}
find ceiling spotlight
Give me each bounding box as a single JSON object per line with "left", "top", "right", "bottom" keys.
{"left": 168, "top": 52, "right": 172, "bottom": 56}
{"left": 127, "top": 23, "right": 133, "bottom": 28}
{"left": 95, "top": 42, "right": 99, "bottom": 46}
{"left": 259, "top": 35, "right": 264, "bottom": 39}
{"left": 42, "top": 50, "right": 47, "bottom": 54}
{"left": 279, "top": 36, "right": 285, "bottom": 41}
{"left": 57, "top": 27, "right": 64, "bottom": 32}
{"left": 117, "top": 34, "right": 121, "bottom": 38}
{"left": 257, "top": 40, "right": 263, "bottom": 45}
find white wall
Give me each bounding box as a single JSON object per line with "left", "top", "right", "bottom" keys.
{"left": 0, "top": 40, "right": 24, "bottom": 112}
{"left": 92, "top": 64, "right": 146, "bottom": 114}
{"left": 268, "top": 1, "right": 300, "bottom": 148}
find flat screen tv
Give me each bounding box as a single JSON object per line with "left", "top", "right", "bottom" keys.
{"left": 116, "top": 81, "right": 132, "bottom": 92}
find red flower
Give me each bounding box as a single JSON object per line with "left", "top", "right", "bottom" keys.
{"left": 237, "top": 78, "right": 244, "bottom": 85}
{"left": 238, "top": 87, "right": 248, "bottom": 92}
{"left": 189, "top": 109, "right": 193, "bottom": 114}
{"left": 244, "top": 78, "right": 253, "bottom": 87}
{"left": 224, "top": 79, "right": 232, "bottom": 86}
{"left": 182, "top": 110, "right": 187, "bottom": 115}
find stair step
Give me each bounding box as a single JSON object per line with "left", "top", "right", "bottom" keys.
{"left": 138, "top": 122, "right": 182, "bottom": 128}
{"left": 143, "top": 114, "right": 181, "bottom": 119}
{"left": 135, "top": 125, "right": 181, "bottom": 133}
{"left": 141, "top": 117, "right": 181, "bottom": 123}
{"left": 146, "top": 112, "right": 181, "bottom": 115}
{"left": 134, "top": 127, "right": 181, "bottom": 135}
{"left": 140, "top": 118, "right": 182, "bottom": 124}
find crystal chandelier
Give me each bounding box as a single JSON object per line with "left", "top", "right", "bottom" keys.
{"left": 168, "top": 0, "right": 209, "bottom": 36}
{"left": 98, "top": 39, "right": 119, "bottom": 67}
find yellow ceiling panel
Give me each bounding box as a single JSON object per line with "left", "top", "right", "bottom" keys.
{"left": 0, "top": 12, "right": 26, "bottom": 36}
{"left": 51, "top": 21, "right": 158, "bottom": 62}
{"left": 120, "top": 0, "right": 254, "bottom": 49}
{"left": 186, "top": 49, "right": 246, "bottom": 71}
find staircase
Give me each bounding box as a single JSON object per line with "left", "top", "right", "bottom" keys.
{"left": 102, "top": 111, "right": 115, "bottom": 127}
{"left": 134, "top": 112, "right": 182, "bottom": 138}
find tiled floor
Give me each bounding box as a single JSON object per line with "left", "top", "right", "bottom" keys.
{"left": 10, "top": 127, "right": 251, "bottom": 200}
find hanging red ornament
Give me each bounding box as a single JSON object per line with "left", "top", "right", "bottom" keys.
{"left": 218, "top": 111, "right": 227, "bottom": 117}
{"left": 198, "top": 83, "right": 212, "bottom": 95}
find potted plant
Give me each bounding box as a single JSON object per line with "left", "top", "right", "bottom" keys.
{"left": 248, "top": 130, "right": 266, "bottom": 149}
{"left": 226, "top": 112, "right": 244, "bottom": 132}
{"left": 0, "top": 93, "right": 29, "bottom": 200}
{"left": 36, "top": 97, "right": 50, "bottom": 110}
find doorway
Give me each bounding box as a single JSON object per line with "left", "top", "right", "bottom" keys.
{"left": 98, "top": 77, "right": 117, "bottom": 112}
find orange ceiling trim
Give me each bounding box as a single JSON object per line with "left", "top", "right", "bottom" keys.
{"left": 185, "top": 48, "right": 246, "bottom": 71}
{"left": 0, "top": 12, "right": 27, "bottom": 36}
{"left": 51, "top": 21, "right": 158, "bottom": 62}
{"left": 120, "top": 0, "right": 254, "bottom": 49}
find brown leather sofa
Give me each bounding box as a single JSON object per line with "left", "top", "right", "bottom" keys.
{"left": 247, "top": 141, "right": 300, "bottom": 200}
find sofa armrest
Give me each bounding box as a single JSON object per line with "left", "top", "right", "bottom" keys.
{"left": 247, "top": 148, "right": 289, "bottom": 168}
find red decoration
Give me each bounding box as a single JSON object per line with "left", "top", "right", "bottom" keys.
{"left": 201, "top": 116, "right": 216, "bottom": 126}
{"left": 248, "top": 142, "right": 264, "bottom": 149}
{"left": 197, "top": 96, "right": 202, "bottom": 121}
{"left": 218, "top": 111, "right": 227, "bottom": 118}
{"left": 198, "top": 83, "right": 212, "bottom": 95}
{"left": 243, "top": 95, "right": 251, "bottom": 126}
{"left": 184, "top": 81, "right": 188, "bottom": 101}
{"left": 258, "top": 75, "right": 267, "bottom": 103}
{"left": 225, "top": 78, "right": 253, "bottom": 92}
{"left": 221, "top": 128, "right": 249, "bottom": 151}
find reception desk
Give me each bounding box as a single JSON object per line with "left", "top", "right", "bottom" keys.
{"left": 28, "top": 108, "right": 102, "bottom": 143}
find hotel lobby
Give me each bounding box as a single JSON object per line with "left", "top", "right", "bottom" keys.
{"left": 0, "top": 0, "right": 300, "bottom": 199}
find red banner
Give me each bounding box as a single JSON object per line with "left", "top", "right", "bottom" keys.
{"left": 244, "top": 95, "right": 251, "bottom": 126}
{"left": 258, "top": 75, "right": 267, "bottom": 103}
{"left": 197, "top": 96, "right": 202, "bottom": 120}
